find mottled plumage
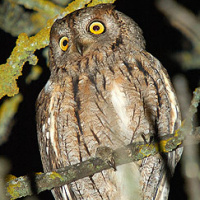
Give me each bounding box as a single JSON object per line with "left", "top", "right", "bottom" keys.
{"left": 36, "top": 4, "right": 182, "bottom": 200}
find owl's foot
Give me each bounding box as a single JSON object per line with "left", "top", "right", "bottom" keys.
{"left": 96, "top": 146, "right": 117, "bottom": 171}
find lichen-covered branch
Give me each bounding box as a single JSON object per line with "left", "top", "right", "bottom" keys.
{"left": 5, "top": 130, "right": 200, "bottom": 199}
{"left": 5, "top": 138, "right": 178, "bottom": 199}
{"left": 0, "top": 0, "right": 116, "bottom": 99}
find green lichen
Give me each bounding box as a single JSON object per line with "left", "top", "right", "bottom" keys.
{"left": 7, "top": 180, "right": 22, "bottom": 200}
{"left": 48, "top": 171, "right": 64, "bottom": 182}
{"left": 5, "top": 175, "right": 17, "bottom": 182}
{"left": 138, "top": 143, "right": 158, "bottom": 158}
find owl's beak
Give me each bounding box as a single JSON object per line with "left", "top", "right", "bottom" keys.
{"left": 76, "top": 42, "right": 88, "bottom": 56}
{"left": 76, "top": 42, "right": 84, "bottom": 55}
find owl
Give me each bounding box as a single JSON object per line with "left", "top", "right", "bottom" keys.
{"left": 36, "top": 3, "right": 182, "bottom": 200}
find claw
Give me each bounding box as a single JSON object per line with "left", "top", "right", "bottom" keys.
{"left": 96, "top": 146, "right": 117, "bottom": 171}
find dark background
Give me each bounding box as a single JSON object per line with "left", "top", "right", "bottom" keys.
{"left": 1, "top": 0, "right": 200, "bottom": 199}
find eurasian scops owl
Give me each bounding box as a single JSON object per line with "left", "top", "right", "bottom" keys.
{"left": 36, "top": 4, "right": 182, "bottom": 200}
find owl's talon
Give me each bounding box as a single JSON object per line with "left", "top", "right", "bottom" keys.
{"left": 96, "top": 146, "right": 116, "bottom": 171}
{"left": 107, "top": 158, "right": 117, "bottom": 171}
{"left": 141, "top": 134, "right": 148, "bottom": 144}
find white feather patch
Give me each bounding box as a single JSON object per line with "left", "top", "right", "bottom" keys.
{"left": 111, "top": 83, "right": 141, "bottom": 198}
{"left": 44, "top": 80, "right": 52, "bottom": 93}
{"left": 46, "top": 131, "right": 50, "bottom": 139}
{"left": 49, "top": 96, "right": 59, "bottom": 157}
{"left": 115, "top": 163, "right": 141, "bottom": 199}
{"left": 42, "top": 124, "right": 46, "bottom": 133}
{"left": 46, "top": 146, "right": 49, "bottom": 155}
{"left": 111, "top": 83, "right": 130, "bottom": 131}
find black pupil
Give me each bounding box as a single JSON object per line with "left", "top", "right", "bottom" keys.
{"left": 63, "top": 39, "right": 68, "bottom": 46}
{"left": 93, "top": 25, "right": 100, "bottom": 31}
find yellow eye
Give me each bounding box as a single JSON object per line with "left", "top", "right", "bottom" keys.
{"left": 89, "top": 21, "right": 105, "bottom": 35}
{"left": 59, "top": 36, "right": 69, "bottom": 51}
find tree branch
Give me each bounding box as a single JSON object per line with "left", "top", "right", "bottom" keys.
{"left": 5, "top": 138, "right": 178, "bottom": 199}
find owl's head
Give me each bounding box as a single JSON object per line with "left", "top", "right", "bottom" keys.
{"left": 49, "top": 4, "right": 145, "bottom": 71}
